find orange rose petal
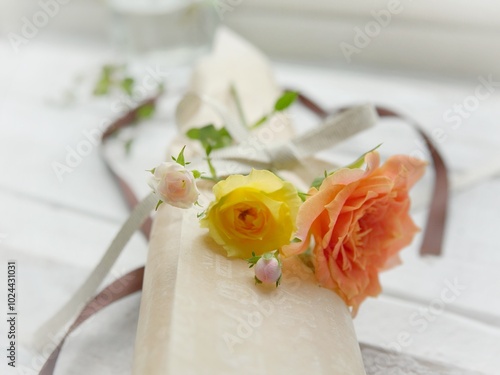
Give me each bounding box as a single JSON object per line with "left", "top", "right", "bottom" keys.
{"left": 292, "top": 151, "right": 426, "bottom": 312}
{"left": 282, "top": 184, "right": 343, "bottom": 256}
{"left": 321, "top": 185, "right": 358, "bottom": 248}
{"left": 374, "top": 155, "right": 427, "bottom": 189}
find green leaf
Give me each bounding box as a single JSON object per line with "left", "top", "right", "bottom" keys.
{"left": 311, "top": 176, "right": 325, "bottom": 190}
{"left": 310, "top": 144, "right": 382, "bottom": 189}
{"left": 93, "top": 64, "right": 117, "bottom": 96}
{"left": 292, "top": 237, "right": 302, "bottom": 243}
{"left": 192, "top": 170, "right": 202, "bottom": 179}
{"left": 120, "top": 77, "right": 135, "bottom": 96}
{"left": 344, "top": 144, "right": 382, "bottom": 170}
{"left": 254, "top": 276, "right": 263, "bottom": 285}
{"left": 249, "top": 115, "right": 268, "bottom": 130}
{"left": 155, "top": 200, "right": 163, "bottom": 211}
{"left": 137, "top": 103, "right": 155, "bottom": 120}
{"left": 186, "top": 124, "right": 233, "bottom": 150}
{"left": 205, "top": 144, "right": 213, "bottom": 157}
{"left": 146, "top": 167, "right": 156, "bottom": 174}
{"left": 274, "top": 91, "right": 298, "bottom": 111}
{"left": 93, "top": 77, "right": 111, "bottom": 96}
{"left": 175, "top": 145, "right": 187, "bottom": 167}
{"left": 247, "top": 251, "right": 261, "bottom": 268}
{"left": 185, "top": 128, "right": 199, "bottom": 139}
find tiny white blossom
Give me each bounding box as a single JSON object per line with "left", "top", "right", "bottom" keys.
{"left": 148, "top": 162, "right": 199, "bottom": 209}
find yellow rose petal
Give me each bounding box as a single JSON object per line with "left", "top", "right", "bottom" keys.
{"left": 201, "top": 169, "right": 301, "bottom": 259}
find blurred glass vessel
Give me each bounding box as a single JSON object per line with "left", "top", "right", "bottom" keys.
{"left": 109, "top": 0, "right": 217, "bottom": 67}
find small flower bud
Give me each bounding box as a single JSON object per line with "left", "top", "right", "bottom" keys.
{"left": 254, "top": 256, "right": 282, "bottom": 285}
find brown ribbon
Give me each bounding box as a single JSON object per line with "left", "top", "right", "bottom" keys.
{"left": 39, "top": 267, "right": 145, "bottom": 375}
{"left": 101, "top": 96, "right": 159, "bottom": 239}
{"left": 39, "top": 91, "right": 448, "bottom": 374}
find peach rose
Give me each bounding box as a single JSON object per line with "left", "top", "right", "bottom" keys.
{"left": 282, "top": 152, "right": 426, "bottom": 314}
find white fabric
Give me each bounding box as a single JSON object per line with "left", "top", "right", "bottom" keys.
{"left": 175, "top": 28, "right": 283, "bottom": 133}
{"left": 134, "top": 205, "right": 366, "bottom": 375}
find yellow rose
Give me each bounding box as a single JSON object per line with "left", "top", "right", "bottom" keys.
{"left": 201, "top": 169, "right": 301, "bottom": 259}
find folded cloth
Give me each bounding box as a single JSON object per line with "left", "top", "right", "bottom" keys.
{"left": 133, "top": 204, "right": 366, "bottom": 374}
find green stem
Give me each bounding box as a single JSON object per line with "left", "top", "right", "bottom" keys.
{"left": 230, "top": 83, "right": 247, "bottom": 128}
{"left": 206, "top": 155, "right": 217, "bottom": 180}
{"left": 200, "top": 175, "right": 219, "bottom": 182}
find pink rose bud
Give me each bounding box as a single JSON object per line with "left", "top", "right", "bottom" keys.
{"left": 148, "top": 162, "right": 200, "bottom": 209}
{"left": 254, "top": 256, "right": 282, "bottom": 285}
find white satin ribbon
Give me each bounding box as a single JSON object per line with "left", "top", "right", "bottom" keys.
{"left": 191, "top": 102, "right": 379, "bottom": 175}
{"left": 33, "top": 192, "right": 157, "bottom": 350}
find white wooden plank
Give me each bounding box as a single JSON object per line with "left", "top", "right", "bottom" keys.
{"left": 355, "top": 295, "right": 500, "bottom": 375}
{"left": 0, "top": 191, "right": 147, "bottom": 268}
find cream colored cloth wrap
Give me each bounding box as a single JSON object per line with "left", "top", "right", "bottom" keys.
{"left": 133, "top": 29, "right": 368, "bottom": 375}
{"left": 134, "top": 206, "right": 366, "bottom": 375}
